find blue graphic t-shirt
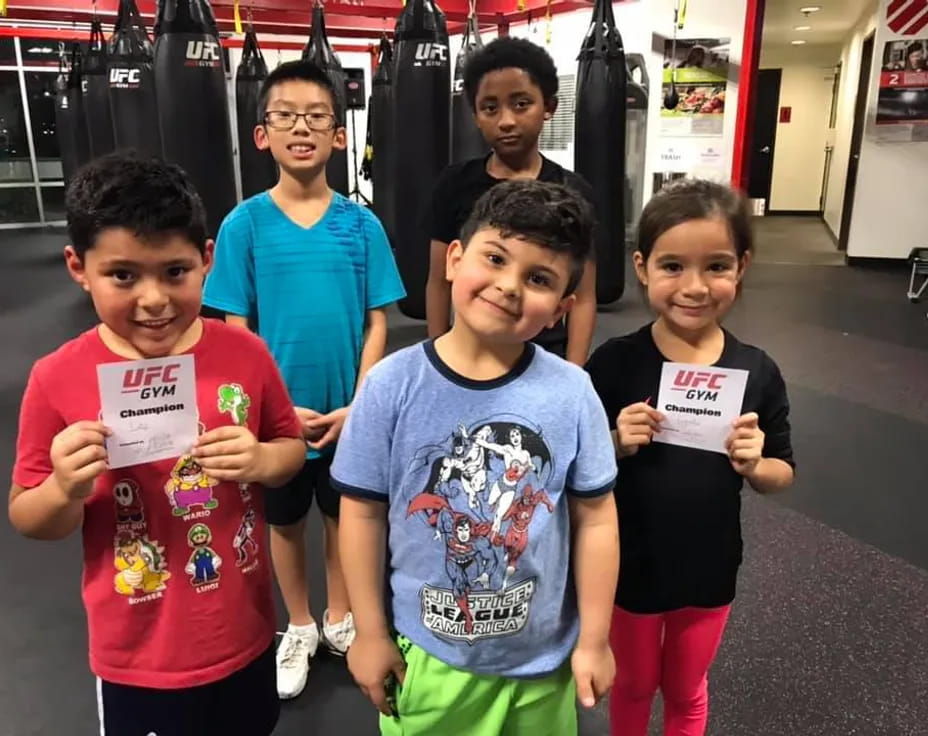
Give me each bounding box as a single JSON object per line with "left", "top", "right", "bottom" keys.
{"left": 331, "top": 341, "right": 617, "bottom": 678}
{"left": 204, "top": 191, "right": 406, "bottom": 458}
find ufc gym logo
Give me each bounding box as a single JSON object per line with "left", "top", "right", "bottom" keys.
{"left": 185, "top": 40, "right": 221, "bottom": 67}
{"left": 121, "top": 364, "right": 180, "bottom": 399}
{"left": 414, "top": 42, "right": 448, "bottom": 66}
{"left": 109, "top": 68, "right": 141, "bottom": 87}
{"left": 670, "top": 370, "right": 727, "bottom": 401}
{"left": 888, "top": 0, "right": 928, "bottom": 35}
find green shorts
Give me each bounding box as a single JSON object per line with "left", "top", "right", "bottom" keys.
{"left": 380, "top": 635, "right": 577, "bottom": 736}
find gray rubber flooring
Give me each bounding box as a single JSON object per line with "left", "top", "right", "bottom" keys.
{"left": 1, "top": 221, "right": 926, "bottom": 735}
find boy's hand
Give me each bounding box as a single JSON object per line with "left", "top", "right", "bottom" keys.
{"left": 726, "top": 413, "right": 764, "bottom": 476}
{"left": 295, "top": 407, "right": 326, "bottom": 443}
{"left": 192, "top": 426, "right": 263, "bottom": 482}
{"left": 347, "top": 633, "right": 406, "bottom": 717}
{"left": 50, "top": 421, "right": 111, "bottom": 500}
{"left": 571, "top": 643, "right": 615, "bottom": 708}
{"left": 305, "top": 407, "right": 349, "bottom": 451}
{"left": 616, "top": 402, "right": 663, "bottom": 457}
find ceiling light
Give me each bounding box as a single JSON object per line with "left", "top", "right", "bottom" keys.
{"left": 799, "top": 6, "right": 821, "bottom": 12}
{"left": 791, "top": 39, "right": 808, "bottom": 45}
{"left": 794, "top": 25, "right": 812, "bottom": 31}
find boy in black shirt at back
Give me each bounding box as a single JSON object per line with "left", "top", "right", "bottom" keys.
{"left": 425, "top": 37, "right": 598, "bottom": 365}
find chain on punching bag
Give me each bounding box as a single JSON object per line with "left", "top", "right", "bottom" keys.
{"left": 83, "top": 19, "right": 116, "bottom": 158}
{"left": 370, "top": 35, "right": 395, "bottom": 246}
{"left": 451, "top": 5, "right": 486, "bottom": 163}
{"left": 236, "top": 24, "right": 277, "bottom": 199}
{"left": 154, "top": 0, "right": 236, "bottom": 237}
{"left": 108, "top": 0, "right": 162, "bottom": 158}
{"left": 57, "top": 44, "right": 92, "bottom": 185}
{"left": 302, "top": 3, "right": 349, "bottom": 196}
{"left": 394, "top": 0, "right": 450, "bottom": 319}
{"left": 575, "top": 0, "right": 626, "bottom": 304}
{"left": 624, "top": 53, "right": 649, "bottom": 244}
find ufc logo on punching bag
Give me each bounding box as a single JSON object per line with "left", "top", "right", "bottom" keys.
{"left": 109, "top": 68, "right": 142, "bottom": 87}
{"left": 413, "top": 42, "right": 448, "bottom": 66}
{"left": 185, "top": 40, "right": 221, "bottom": 68}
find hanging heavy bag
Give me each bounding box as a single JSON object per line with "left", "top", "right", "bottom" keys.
{"left": 108, "top": 0, "right": 162, "bottom": 158}
{"left": 370, "top": 35, "right": 395, "bottom": 246}
{"left": 236, "top": 25, "right": 277, "bottom": 199}
{"left": 57, "top": 44, "right": 92, "bottom": 185}
{"left": 83, "top": 19, "right": 116, "bottom": 158}
{"left": 302, "top": 3, "right": 349, "bottom": 196}
{"left": 575, "top": 0, "right": 627, "bottom": 304}
{"left": 154, "top": 0, "right": 237, "bottom": 237}
{"left": 451, "top": 11, "right": 486, "bottom": 163}
{"left": 393, "top": 0, "right": 451, "bottom": 319}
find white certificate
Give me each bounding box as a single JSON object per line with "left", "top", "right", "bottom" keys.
{"left": 653, "top": 362, "right": 749, "bottom": 454}
{"left": 98, "top": 355, "right": 199, "bottom": 469}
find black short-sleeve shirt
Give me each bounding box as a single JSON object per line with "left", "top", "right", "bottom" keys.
{"left": 428, "top": 155, "right": 596, "bottom": 354}
{"left": 585, "top": 325, "right": 795, "bottom": 613}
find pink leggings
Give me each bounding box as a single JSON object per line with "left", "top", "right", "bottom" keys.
{"left": 609, "top": 604, "right": 731, "bottom": 736}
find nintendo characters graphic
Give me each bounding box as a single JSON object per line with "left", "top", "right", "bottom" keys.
{"left": 233, "top": 508, "right": 259, "bottom": 567}
{"left": 185, "top": 523, "right": 222, "bottom": 586}
{"left": 164, "top": 456, "right": 219, "bottom": 516}
{"left": 218, "top": 383, "right": 251, "bottom": 426}
{"left": 113, "top": 478, "right": 145, "bottom": 524}
{"left": 114, "top": 533, "right": 171, "bottom": 596}
{"left": 405, "top": 417, "right": 553, "bottom": 643}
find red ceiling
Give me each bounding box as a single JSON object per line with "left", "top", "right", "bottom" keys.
{"left": 1, "top": 0, "right": 594, "bottom": 39}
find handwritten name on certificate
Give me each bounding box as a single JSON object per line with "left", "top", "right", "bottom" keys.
{"left": 97, "top": 355, "right": 198, "bottom": 469}
{"left": 654, "top": 363, "right": 749, "bottom": 454}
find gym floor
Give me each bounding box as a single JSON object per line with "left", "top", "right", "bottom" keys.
{"left": 1, "top": 217, "right": 926, "bottom": 736}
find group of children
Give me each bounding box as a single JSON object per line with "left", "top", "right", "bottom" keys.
{"left": 9, "top": 36, "right": 794, "bottom": 736}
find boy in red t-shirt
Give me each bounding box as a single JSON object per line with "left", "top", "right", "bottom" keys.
{"left": 8, "top": 154, "right": 306, "bottom": 736}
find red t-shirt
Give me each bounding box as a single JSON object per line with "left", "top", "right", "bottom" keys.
{"left": 13, "top": 319, "right": 302, "bottom": 688}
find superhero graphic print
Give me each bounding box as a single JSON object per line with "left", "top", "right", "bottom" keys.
{"left": 405, "top": 415, "right": 555, "bottom": 644}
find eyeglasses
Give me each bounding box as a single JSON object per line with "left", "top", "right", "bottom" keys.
{"left": 263, "top": 111, "right": 337, "bottom": 131}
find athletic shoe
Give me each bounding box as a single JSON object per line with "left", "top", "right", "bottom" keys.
{"left": 276, "top": 623, "right": 319, "bottom": 699}
{"left": 321, "top": 610, "right": 356, "bottom": 657}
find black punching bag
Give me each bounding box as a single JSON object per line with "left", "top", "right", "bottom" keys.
{"left": 575, "top": 0, "right": 626, "bottom": 304}
{"left": 302, "top": 4, "right": 349, "bottom": 196}
{"left": 154, "top": 0, "right": 236, "bottom": 237}
{"left": 371, "top": 36, "right": 395, "bottom": 245}
{"left": 83, "top": 19, "right": 116, "bottom": 158}
{"left": 108, "top": 0, "right": 162, "bottom": 158}
{"left": 236, "top": 25, "right": 276, "bottom": 198}
{"left": 451, "top": 12, "right": 486, "bottom": 163}
{"left": 394, "top": 0, "right": 450, "bottom": 319}
{"left": 57, "top": 45, "right": 91, "bottom": 185}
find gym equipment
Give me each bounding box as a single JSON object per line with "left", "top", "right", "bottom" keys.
{"left": 154, "top": 0, "right": 237, "bottom": 237}
{"left": 235, "top": 23, "right": 277, "bottom": 199}
{"left": 83, "top": 19, "right": 116, "bottom": 159}
{"left": 393, "top": 0, "right": 451, "bottom": 319}
{"left": 451, "top": 6, "right": 486, "bottom": 163}
{"left": 56, "top": 44, "right": 92, "bottom": 185}
{"left": 370, "top": 36, "right": 395, "bottom": 244}
{"left": 625, "top": 53, "right": 648, "bottom": 244}
{"left": 302, "top": 3, "right": 350, "bottom": 196}
{"left": 108, "top": 0, "right": 162, "bottom": 158}
{"left": 575, "top": 0, "right": 627, "bottom": 304}
{"left": 907, "top": 247, "right": 928, "bottom": 303}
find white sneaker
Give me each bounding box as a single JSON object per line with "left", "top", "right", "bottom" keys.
{"left": 276, "top": 623, "right": 319, "bottom": 699}
{"left": 321, "top": 610, "right": 356, "bottom": 656}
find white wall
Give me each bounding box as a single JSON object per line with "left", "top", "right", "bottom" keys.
{"left": 847, "top": 0, "right": 928, "bottom": 258}
{"left": 760, "top": 45, "right": 840, "bottom": 212}
{"left": 822, "top": 5, "right": 877, "bottom": 239}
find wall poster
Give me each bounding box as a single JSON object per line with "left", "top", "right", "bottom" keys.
{"left": 661, "top": 37, "right": 730, "bottom": 137}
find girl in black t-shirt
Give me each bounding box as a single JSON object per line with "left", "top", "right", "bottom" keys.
{"left": 585, "top": 180, "right": 795, "bottom": 736}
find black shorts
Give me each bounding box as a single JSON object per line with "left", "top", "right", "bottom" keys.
{"left": 265, "top": 455, "right": 339, "bottom": 525}
{"left": 97, "top": 643, "right": 278, "bottom": 736}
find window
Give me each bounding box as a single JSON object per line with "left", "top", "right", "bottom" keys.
{"left": 0, "top": 70, "right": 33, "bottom": 183}
{"left": 25, "top": 72, "right": 63, "bottom": 181}
{"left": 41, "top": 184, "right": 66, "bottom": 221}
{"left": 21, "top": 39, "right": 69, "bottom": 68}
{"left": 0, "top": 187, "right": 40, "bottom": 223}
{"left": 539, "top": 74, "right": 575, "bottom": 151}
{"left": 0, "top": 38, "right": 15, "bottom": 66}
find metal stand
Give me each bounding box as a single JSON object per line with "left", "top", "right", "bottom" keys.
{"left": 907, "top": 247, "right": 928, "bottom": 303}
{"left": 347, "top": 107, "right": 371, "bottom": 206}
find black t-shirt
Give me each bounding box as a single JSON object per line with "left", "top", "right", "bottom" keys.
{"left": 585, "top": 325, "right": 795, "bottom": 613}
{"left": 428, "top": 155, "right": 597, "bottom": 353}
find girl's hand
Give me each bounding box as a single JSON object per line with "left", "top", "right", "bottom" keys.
{"left": 726, "top": 412, "right": 764, "bottom": 475}
{"left": 616, "top": 402, "right": 664, "bottom": 457}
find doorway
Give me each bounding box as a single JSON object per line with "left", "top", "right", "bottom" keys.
{"left": 747, "top": 68, "right": 782, "bottom": 210}
{"left": 838, "top": 32, "right": 875, "bottom": 251}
